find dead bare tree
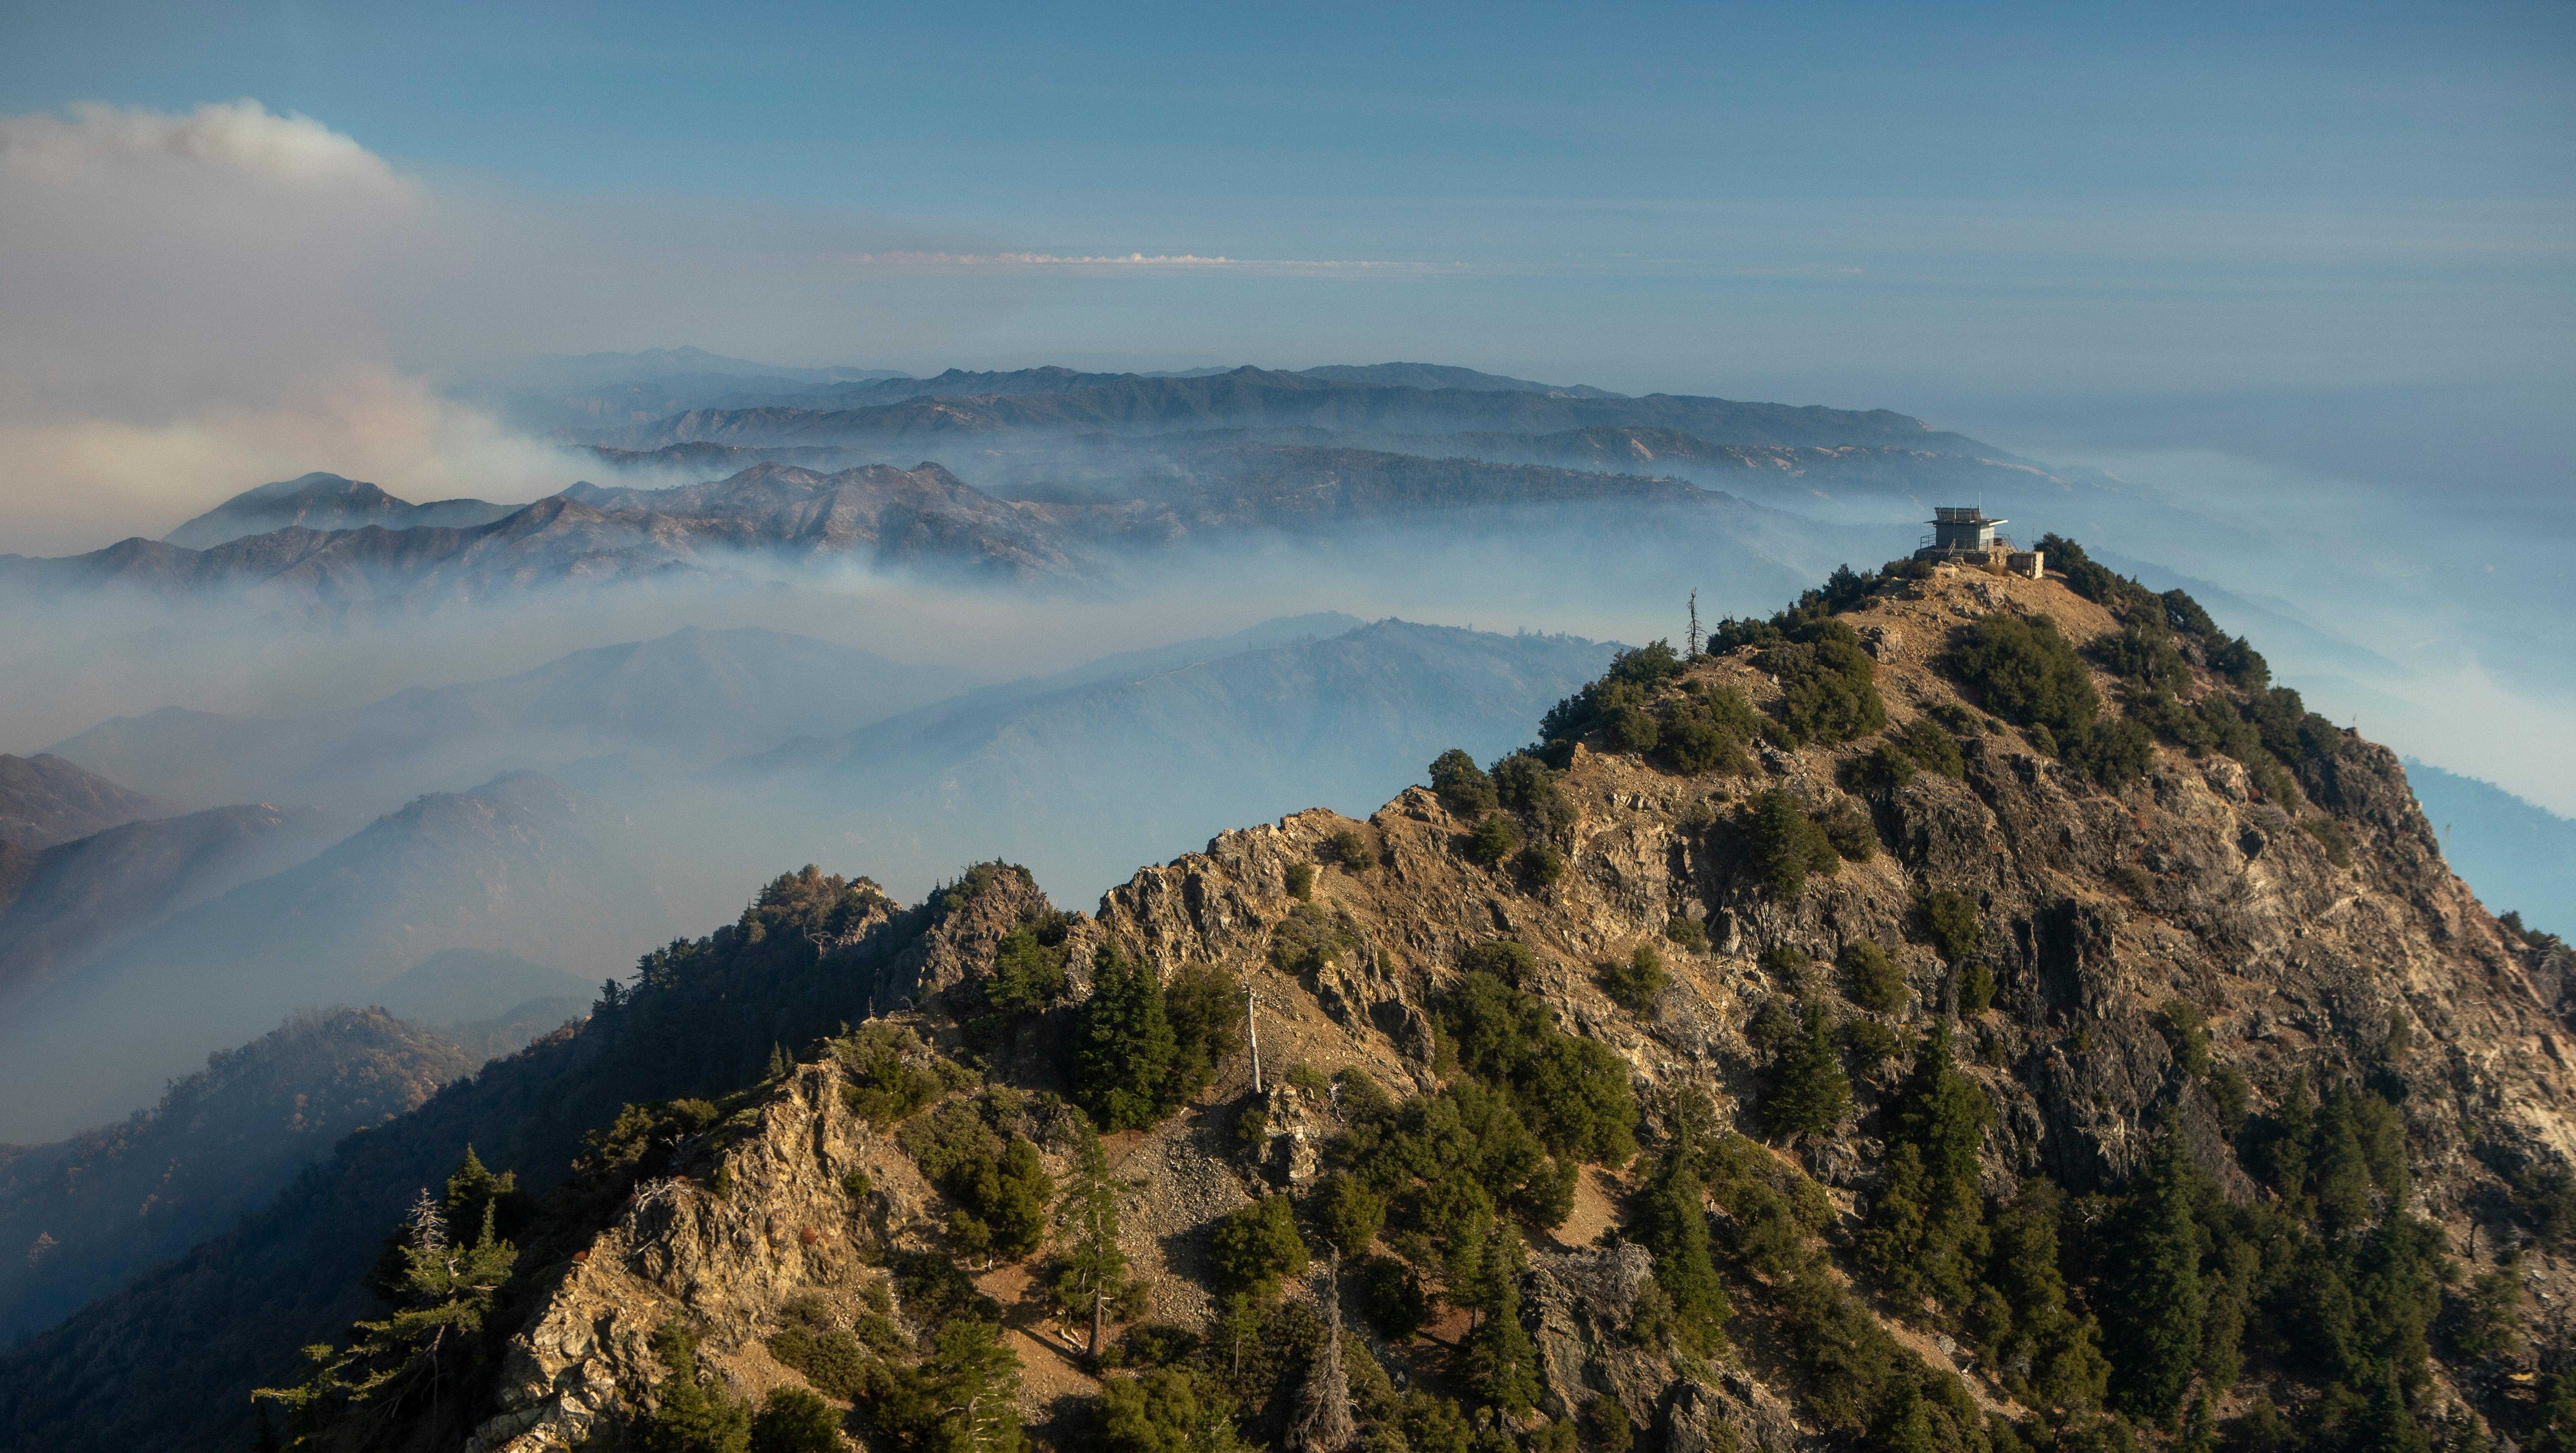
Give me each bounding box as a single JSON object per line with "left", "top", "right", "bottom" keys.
{"left": 1290, "top": 1252, "right": 1357, "bottom": 1453}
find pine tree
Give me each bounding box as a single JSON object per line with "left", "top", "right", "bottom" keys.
{"left": 1631, "top": 1156, "right": 1727, "bottom": 1354}
{"left": 767, "top": 1041, "right": 790, "bottom": 1079}
{"left": 926, "top": 1320, "right": 1025, "bottom": 1453}
{"left": 1766, "top": 1001, "right": 1851, "bottom": 1141}
{"left": 638, "top": 1320, "right": 751, "bottom": 1453}
{"left": 2107, "top": 1129, "right": 2206, "bottom": 1429}
{"left": 1465, "top": 1235, "right": 1540, "bottom": 1415}
{"left": 1073, "top": 948, "right": 1180, "bottom": 1131}
{"left": 1052, "top": 1126, "right": 1130, "bottom": 1359}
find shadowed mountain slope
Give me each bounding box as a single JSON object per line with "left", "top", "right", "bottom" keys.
{"left": 0, "top": 803, "right": 339, "bottom": 1000}
{"left": 0, "top": 772, "right": 671, "bottom": 1142}
{"left": 0, "top": 1008, "right": 473, "bottom": 1345}
{"left": 0, "top": 754, "right": 170, "bottom": 851}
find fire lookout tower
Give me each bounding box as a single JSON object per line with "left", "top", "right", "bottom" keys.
{"left": 1914, "top": 506, "right": 2045, "bottom": 578}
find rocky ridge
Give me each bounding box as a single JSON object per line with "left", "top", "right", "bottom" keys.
{"left": 423, "top": 564, "right": 2576, "bottom": 1452}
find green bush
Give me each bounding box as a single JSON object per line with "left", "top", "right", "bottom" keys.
{"left": 640, "top": 1320, "right": 753, "bottom": 1453}
{"left": 2062, "top": 718, "right": 2155, "bottom": 790}
{"left": 1209, "top": 1196, "right": 1309, "bottom": 1299}
{"left": 1353, "top": 1252, "right": 1429, "bottom": 1340}
{"left": 1463, "top": 815, "right": 1520, "bottom": 868}
{"left": 1599, "top": 945, "right": 1672, "bottom": 1010}
{"left": 1322, "top": 827, "right": 1372, "bottom": 870}
{"left": 1744, "top": 789, "right": 1842, "bottom": 898}
{"left": 1492, "top": 753, "right": 1572, "bottom": 832}
{"left": 1758, "top": 620, "right": 1888, "bottom": 746}
{"left": 900, "top": 1097, "right": 1056, "bottom": 1262}
{"left": 1436, "top": 970, "right": 1638, "bottom": 1165}
{"left": 1513, "top": 842, "right": 1567, "bottom": 889}
{"left": 1458, "top": 940, "right": 1536, "bottom": 985}
{"left": 1664, "top": 915, "right": 1709, "bottom": 953}
{"left": 1817, "top": 799, "right": 1878, "bottom": 861}
{"left": 836, "top": 1025, "right": 959, "bottom": 1130}
{"left": 2153, "top": 1000, "right": 2211, "bottom": 1078}
{"left": 2091, "top": 626, "right": 2190, "bottom": 692}
{"left": 1430, "top": 749, "right": 1498, "bottom": 815}
{"left": 1307, "top": 1172, "right": 1386, "bottom": 1258}
{"left": 1956, "top": 962, "right": 1996, "bottom": 1014}
{"left": 1094, "top": 1367, "right": 1236, "bottom": 1453}
{"left": 1944, "top": 612, "right": 2100, "bottom": 742}
{"left": 1285, "top": 863, "right": 1315, "bottom": 901}
{"left": 1915, "top": 890, "right": 1980, "bottom": 963}
{"left": 1840, "top": 940, "right": 1906, "bottom": 1014}
{"left": 751, "top": 1388, "right": 845, "bottom": 1453}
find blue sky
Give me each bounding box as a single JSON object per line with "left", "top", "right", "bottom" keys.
{"left": 1, "top": 2, "right": 2569, "bottom": 492}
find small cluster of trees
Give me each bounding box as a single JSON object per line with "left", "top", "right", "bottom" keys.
{"left": 1430, "top": 748, "right": 1574, "bottom": 890}
{"left": 1738, "top": 787, "right": 1875, "bottom": 899}
{"left": 1071, "top": 947, "right": 1242, "bottom": 1132}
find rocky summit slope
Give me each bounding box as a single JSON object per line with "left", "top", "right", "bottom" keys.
{"left": 9, "top": 556, "right": 2574, "bottom": 1453}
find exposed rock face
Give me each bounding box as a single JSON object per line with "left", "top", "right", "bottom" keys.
{"left": 466, "top": 1063, "right": 925, "bottom": 1452}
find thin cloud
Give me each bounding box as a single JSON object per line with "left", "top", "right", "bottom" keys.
{"left": 838, "top": 249, "right": 1461, "bottom": 273}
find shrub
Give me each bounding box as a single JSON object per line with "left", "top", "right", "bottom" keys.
{"left": 1307, "top": 1172, "right": 1386, "bottom": 1258}
{"left": 1437, "top": 969, "right": 1639, "bottom": 1164}
{"left": 1094, "top": 1367, "right": 1234, "bottom": 1453}
{"left": 836, "top": 1025, "right": 959, "bottom": 1130}
{"left": 1464, "top": 815, "right": 1520, "bottom": 867}
{"left": 751, "top": 1388, "right": 845, "bottom": 1453}
{"left": 1599, "top": 945, "right": 1672, "bottom": 1010}
{"left": 1537, "top": 641, "right": 1686, "bottom": 749}
{"left": 1915, "top": 890, "right": 1980, "bottom": 963}
{"left": 2305, "top": 817, "right": 2356, "bottom": 868}
{"left": 1514, "top": 843, "right": 1567, "bottom": 889}
{"left": 1840, "top": 940, "right": 1905, "bottom": 1014}
{"left": 1944, "top": 613, "right": 2100, "bottom": 742}
{"left": 1816, "top": 799, "right": 1878, "bottom": 861}
{"left": 1430, "top": 749, "right": 1498, "bottom": 815}
{"left": 1758, "top": 620, "right": 1888, "bottom": 746}
{"left": 1577, "top": 1395, "right": 1634, "bottom": 1453}
{"left": 2062, "top": 718, "right": 2155, "bottom": 790}
{"left": 1744, "top": 789, "right": 1842, "bottom": 898}
{"left": 1492, "top": 753, "right": 1571, "bottom": 832}
{"left": 1322, "top": 827, "right": 1372, "bottom": 870}
{"left": 1664, "top": 915, "right": 1709, "bottom": 953}
{"left": 1459, "top": 940, "right": 1536, "bottom": 985}
{"left": 1956, "top": 962, "right": 1996, "bottom": 1014}
{"left": 901, "top": 1098, "right": 1056, "bottom": 1262}
{"left": 1271, "top": 902, "right": 1360, "bottom": 978}
{"left": 1353, "top": 1253, "right": 1429, "bottom": 1340}
{"left": 1209, "top": 1196, "right": 1309, "bottom": 1299}
{"left": 1285, "top": 863, "right": 1315, "bottom": 901}
{"left": 2153, "top": 1000, "right": 2211, "bottom": 1078}
{"left": 2090, "top": 626, "right": 2190, "bottom": 692}
{"left": 1656, "top": 684, "right": 1762, "bottom": 775}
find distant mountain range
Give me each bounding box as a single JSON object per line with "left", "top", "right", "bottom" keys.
{"left": 707, "top": 616, "right": 1622, "bottom": 900}
{"left": 0, "top": 771, "right": 668, "bottom": 1141}
{"left": 47, "top": 624, "right": 972, "bottom": 813}
{"left": 2, "top": 362, "right": 2055, "bottom": 612}
{"left": 2407, "top": 760, "right": 2576, "bottom": 937}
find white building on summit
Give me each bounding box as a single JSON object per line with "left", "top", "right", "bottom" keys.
{"left": 1914, "top": 506, "right": 2044, "bottom": 578}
